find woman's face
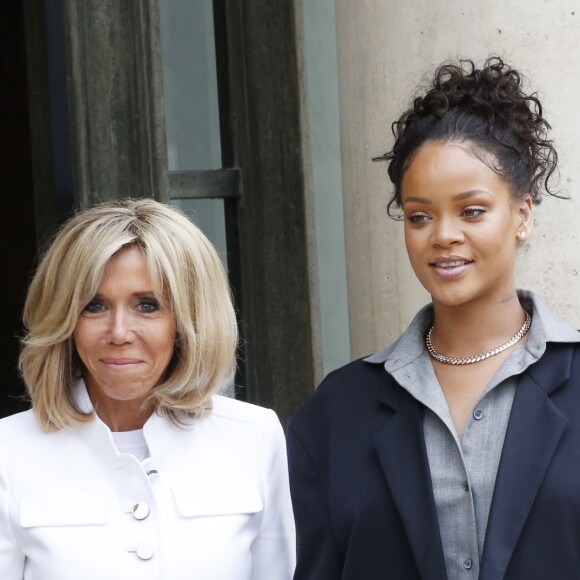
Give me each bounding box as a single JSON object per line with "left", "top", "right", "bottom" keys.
{"left": 401, "top": 140, "right": 532, "bottom": 310}
{"left": 74, "top": 245, "right": 176, "bottom": 426}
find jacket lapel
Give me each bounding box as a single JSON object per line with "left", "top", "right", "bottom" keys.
{"left": 479, "top": 344, "right": 573, "bottom": 580}
{"left": 372, "top": 375, "right": 448, "bottom": 580}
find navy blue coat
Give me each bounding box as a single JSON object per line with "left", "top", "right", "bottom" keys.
{"left": 287, "top": 342, "right": 580, "bottom": 579}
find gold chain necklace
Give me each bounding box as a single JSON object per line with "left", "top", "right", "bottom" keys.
{"left": 425, "top": 311, "right": 532, "bottom": 365}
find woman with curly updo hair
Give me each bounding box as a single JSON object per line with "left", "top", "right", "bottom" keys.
{"left": 288, "top": 57, "right": 580, "bottom": 579}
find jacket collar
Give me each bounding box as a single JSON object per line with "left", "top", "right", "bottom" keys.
{"left": 479, "top": 342, "right": 573, "bottom": 579}
{"left": 73, "top": 380, "right": 194, "bottom": 460}
{"left": 73, "top": 381, "right": 117, "bottom": 457}
{"left": 372, "top": 374, "right": 448, "bottom": 580}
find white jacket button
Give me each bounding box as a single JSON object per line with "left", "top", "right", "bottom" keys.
{"left": 136, "top": 543, "right": 155, "bottom": 560}
{"left": 147, "top": 469, "right": 159, "bottom": 482}
{"left": 132, "top": 502, "right": 151, "bottom": 520}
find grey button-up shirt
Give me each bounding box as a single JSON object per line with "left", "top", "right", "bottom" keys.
{"left": 365, "top": 290, "right": 580, "bottom": 579}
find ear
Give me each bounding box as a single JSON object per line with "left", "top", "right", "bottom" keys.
{"left": 515, "top": 194, "right": 533, "bottom": 241}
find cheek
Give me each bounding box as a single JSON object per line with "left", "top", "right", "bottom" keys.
{"left": 72, "top": 321, "right": 90, "bottom": 354}
{"left": 487, "top": 218, "right": 519, "bottom": 250}
{"left": 72, "top": 335, "right": 90, "bottom": 371}
{"left": 72, "top": 319, "right": 101, "bottom": 364}
{"left": 152, "top": 323, "right": 177, "bottom": 358}
{"left": 403, "top": 228, "right": 423, "bottom": 264}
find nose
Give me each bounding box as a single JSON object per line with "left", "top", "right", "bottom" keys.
{"left": 431, "top": 216, "right": 464, "bottom": 248}
{"left": 106, "top": 309, "right": 135, "bottom": 344}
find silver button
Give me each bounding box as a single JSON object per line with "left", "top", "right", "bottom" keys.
{"left": 463, "top": 558, "right": 473, "bottom": 570}
{"left": 147, "top": 469, "right": 159, "bottom": 482}
{"left": 473, "top": 409, "right": 484, "bottom": 420}
{"left": 136, "top": 543, "right": 155, "bottom": 560}
{"left": 131, "top": 502, "right": 150, "bottom": 520}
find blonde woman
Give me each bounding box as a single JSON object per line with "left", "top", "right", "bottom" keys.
{"left": 0, "top": 199, "right": 295, "bottom": 579}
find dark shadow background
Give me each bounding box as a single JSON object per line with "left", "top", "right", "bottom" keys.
{"left": 0, "top": 2, "right": 38, "bottom": 417}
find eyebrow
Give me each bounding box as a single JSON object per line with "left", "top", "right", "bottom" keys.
{"left": 403, "top": 189, "right": 492, "bottom": 205}
{"left": 92, "top": 290, "right": 157, "bottom": 299}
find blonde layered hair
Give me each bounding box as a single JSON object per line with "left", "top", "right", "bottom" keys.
{"left": 20, "top": 199, "right": 238, "bottom": 430}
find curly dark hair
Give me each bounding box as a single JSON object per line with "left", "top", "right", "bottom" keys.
{"left": 376, "top": 56, "right": 560, "bottom": 218}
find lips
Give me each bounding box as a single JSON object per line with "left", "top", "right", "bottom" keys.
{"left": 431, "top": 259, "right": 470, "bottom": 268}
{"left": 429, "top": 256, "right": 473, "bottom": 279}
{"left": 100, "top": 358, "right": 143, "bottom": 368}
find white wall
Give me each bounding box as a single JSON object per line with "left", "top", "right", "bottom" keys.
{"left": 336, "top": 0, "right": 580, "bottom": 358}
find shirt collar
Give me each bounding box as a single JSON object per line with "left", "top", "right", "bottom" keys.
{"left": 364, "top": 290, "right": 580, "bottom": 371}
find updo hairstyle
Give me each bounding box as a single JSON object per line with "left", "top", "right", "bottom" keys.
{"left": 378, "top": 56, "right": 560, "bottom": 218}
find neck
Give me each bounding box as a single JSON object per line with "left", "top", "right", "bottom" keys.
{"left": 430, "top": 290, "right": 527, "bottom": 357}
{"left": 87, "top": 388, "right": 153, "bottom": 432}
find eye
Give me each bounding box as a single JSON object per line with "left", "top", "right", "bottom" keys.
{"left": 405, "top": 212, "right": 430, "bottom": 223}
{"left": 461, "top": 207, "right": 486, "bottom": 218}
{"left": 138, "top": 299, "right": 160, "bottom": 314}
{"left": 84, "top": 299, "right": 105, "bottom": 313}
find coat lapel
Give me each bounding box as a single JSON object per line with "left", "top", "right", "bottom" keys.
{"left": 479, "top": 344, "right": 573, "bottom": 580}
{"left": 372, "top": 376, "right": 448, "bottom": 580}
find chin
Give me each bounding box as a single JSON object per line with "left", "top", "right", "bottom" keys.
{"left": 427, "top": 287, "right": 476, "bottom": 308}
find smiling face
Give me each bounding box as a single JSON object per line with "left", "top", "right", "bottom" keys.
{"left": 401, "top": 141, "right": 532, "bottom": 310}
{"left": 73, "top": 245, "right": 176, "bottom": 430}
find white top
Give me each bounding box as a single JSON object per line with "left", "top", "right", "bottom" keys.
{"left": 111, "top": 429, "right": 149, "bottom": 461}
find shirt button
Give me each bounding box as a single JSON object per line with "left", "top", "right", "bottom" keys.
{"left": 463, "top": 481, "right": 469, "bottom": 492}
{"left": 463, "top": 558, "right": 473, "bottom": 570}
{"left": 136, "top": 543, "right": 155, "bottom": 560}
{"left": 473, "top": 409, "right": 484, "bottom": 420}
{"left": 131, "top": 502, "right": 150, "bottom": 520}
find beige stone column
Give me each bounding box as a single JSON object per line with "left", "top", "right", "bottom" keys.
{"left": 336, "top": 0, "right": 580, "bottom": 358}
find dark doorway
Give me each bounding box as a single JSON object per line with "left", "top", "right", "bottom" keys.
{"left": 0, "top": 1, "right": 38, "bottom": 417}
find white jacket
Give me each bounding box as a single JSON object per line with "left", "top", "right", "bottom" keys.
{"left": 0, "top": 382, "right": 296, "bottom": 579}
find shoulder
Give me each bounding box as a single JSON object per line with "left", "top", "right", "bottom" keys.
{"left": 323, "top": 356, "right": 387, "bottom": 385}
{"left": 0, "top": 409, "right": 41, "bottom": 439}
{"left": 303, "top": 356, "right": 387, "bottom": 405}
{"left": 289, "top": 357, "right": 390, "bottom": 433}
{"left": 210, "top": 395, "right": 279, "bottom": 430}
{"left": 198, "top": 398, "right": 285, "bottom": 467}
{"left": 542, "top": 340, "right": 580, "bottom": 377}
{"left": 0, "top": 410, "right": 66, "bottom": 470}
